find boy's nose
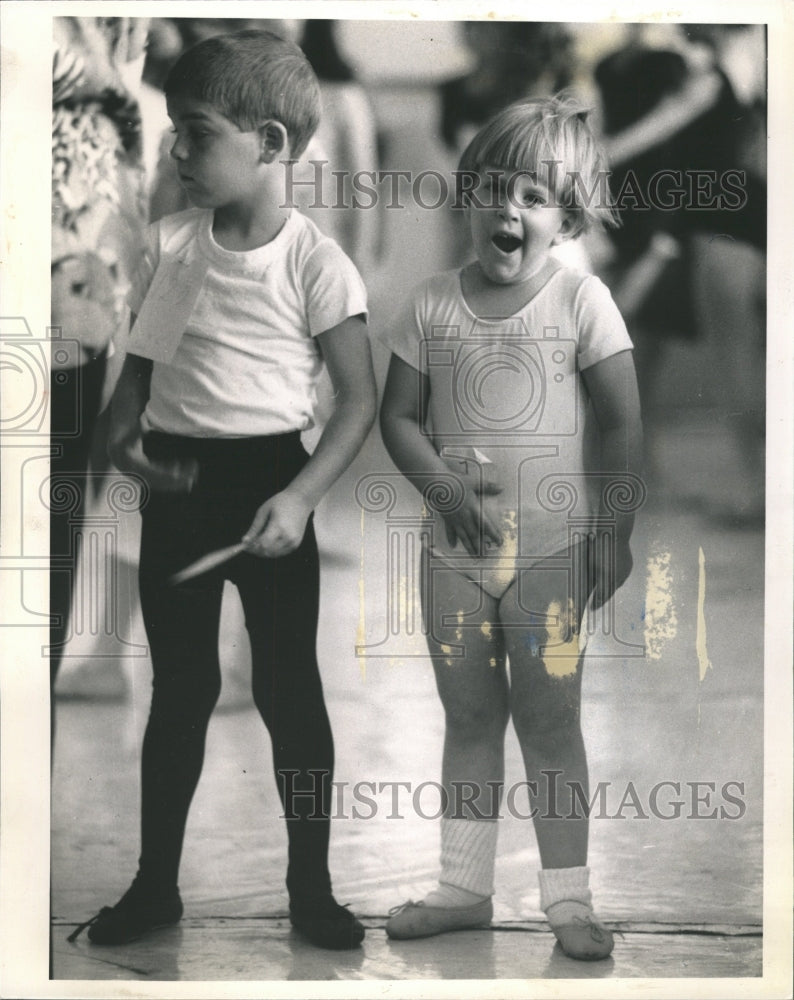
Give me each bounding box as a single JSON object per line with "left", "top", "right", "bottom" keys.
{"left": 170, "top": 135, "right": 189, "bottom": 161}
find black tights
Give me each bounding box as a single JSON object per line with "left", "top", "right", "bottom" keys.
{"left": 137, "top": 433, "right": 334, "bottom": 902}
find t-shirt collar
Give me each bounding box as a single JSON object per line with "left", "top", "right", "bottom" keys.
{"left": 197, "top": 209, "right": 298, "bottom": 276}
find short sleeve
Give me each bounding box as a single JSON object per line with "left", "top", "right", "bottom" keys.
{"left": 377, "top": 280, "right": 430, "bottom": 373}
{"left": 126, "top": 221, "right": 161, "bottom": 316}
{"left": 574, "top": 275, "right": 633, "bottom": 371}
{"left": 302, "top": 240, "right": 368, "bottom": 336}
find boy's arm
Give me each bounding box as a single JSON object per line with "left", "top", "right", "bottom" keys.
{"left": 379, "top": 354, "right": 503, "bottom": 556}
{"left": 581, "top": 349, "right": 644, "bottom": 609}
{"left": 243, "top": 315, "right": 376, "bottom": 558}
{"left": 107, "top": 346, "right": 196, "bottom": 492}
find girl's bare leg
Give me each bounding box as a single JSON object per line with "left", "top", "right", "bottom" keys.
{"left": 422, "top": 554, "right": 510, "bottom": 821}
{"left": 499, "top": 552, "right": 589, "bottom": 868}
{"left": 499, "top": 547, "right": 614, "bottom": 959}
{"left": 385, "top": 552, "right": 508, "bottom": 939}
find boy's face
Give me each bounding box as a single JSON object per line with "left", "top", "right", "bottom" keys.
{"left": 468, "top": 167, "right": 571, "bottom": 285}
{"left": 166, "top": 94, "right": 267, "bottom": 210}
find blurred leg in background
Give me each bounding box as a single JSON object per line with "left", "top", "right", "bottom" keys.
{"left": 50, "top": 15, "right": 149, "bottom": 726}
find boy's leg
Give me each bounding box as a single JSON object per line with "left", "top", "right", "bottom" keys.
{"left": 386, "top": 554, "right": 508, "bottom": 939}
{"left": 78, "top": 484, "right": 225, "bottom": 945}
{"left": 235, "top": 514, "right": 363, "bottom": 948}
{"left": 500, "top": 543, "right": 613, "bottom": 959}
{"left": 137, "top": 493, "right": 225, "bottom": 891}
{"left": 235, "top": 516, "right": 333, "bottom": 901}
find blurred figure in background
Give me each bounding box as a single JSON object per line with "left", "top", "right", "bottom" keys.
{"left": 439, "top": 21, "right": 575, "bottom": 150}
{"left": 438, "top": 22, "right": 596, "bottom": 273}
{"left": 299, "top": 19, "right": 380, "bottom": 277}
{"left": 135, "top": 18, "right": 183, "bottom": 210}
{"left": 297, "top": 20, "right": 381, "bottom": 446}
{"left": 594, "top": 24, "right": 766, "bottom": 517}
{"left": 50, "top": 16, "right": 150, "bottom": 699}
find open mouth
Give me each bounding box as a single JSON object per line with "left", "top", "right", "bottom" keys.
{"left": 492, "top": 233, "right": 522, "bottom": 254}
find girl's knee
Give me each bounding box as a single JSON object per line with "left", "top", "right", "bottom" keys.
{"left": 511, "top": 697, "right": 580, "bottom": 748}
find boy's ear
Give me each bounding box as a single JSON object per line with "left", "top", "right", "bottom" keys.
{"left": 552, "top": 213, "right": 579, "bottom": 245}
{"left": 258, "top": 120, "right": 290, "bottom": 162}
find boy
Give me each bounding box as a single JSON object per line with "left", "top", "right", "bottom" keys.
{"left": 70, "top": 30, "right": 376, "bottom": 951}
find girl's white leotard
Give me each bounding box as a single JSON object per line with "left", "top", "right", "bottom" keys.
{"left": 381, "top": 263, "right": 633, "bottom": 599}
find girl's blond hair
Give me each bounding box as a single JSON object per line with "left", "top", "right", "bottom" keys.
{"left": 458, "top": 93, "right": 618, "bottom": 235}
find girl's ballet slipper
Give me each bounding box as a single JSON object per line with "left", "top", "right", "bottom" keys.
{"left": 551, "top": 912, "right": 615, "bottom": 961}
{"left": 385, "top": 898, "right": 493, "bottom": 940}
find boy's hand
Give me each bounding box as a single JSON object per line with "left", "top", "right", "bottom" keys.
{"left": 590, "top": 534, "right": 633, "bottom": 610}
{"left": 434, "top": 475, "right": 504, "bottom": 557}
{"left": 109, "top": 434, "right": 197, "bottom": 493}
{"left": 242, "top": 489, "right": 312, "bottom": 558}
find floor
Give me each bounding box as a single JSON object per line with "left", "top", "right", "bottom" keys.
{"left": 52, "top": 919, "right": 762, "bottom": 983}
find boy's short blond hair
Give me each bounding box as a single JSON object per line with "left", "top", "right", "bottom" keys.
{"left": 458, "top": 93, "right": 618, "bottom": 236}
{"left": 165, "top": 29, "right": 320, "bottom": 160}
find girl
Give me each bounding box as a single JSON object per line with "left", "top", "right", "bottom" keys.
{"left": 379, "top": 95, "right": 642, "bottom": 960}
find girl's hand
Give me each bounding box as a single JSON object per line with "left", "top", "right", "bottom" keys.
{"left": 434, "top": 475, "right": 504, "bottom": 557}
{"left": 242, "top": 489, "right": 312, "bottom": 558}
{"left": 590, "top": 534, "right": 633, "bottom": 610}
{"left": 109, "top": 433, "right": 197, "bottom": 493}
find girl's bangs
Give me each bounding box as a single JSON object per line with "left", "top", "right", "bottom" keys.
{"left": 472, "top": 123, "right": 568, "bottom": 195}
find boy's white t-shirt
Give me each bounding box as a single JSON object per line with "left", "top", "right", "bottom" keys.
{"left": 128, "top": 208, "right": 367, "bottom": 437}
